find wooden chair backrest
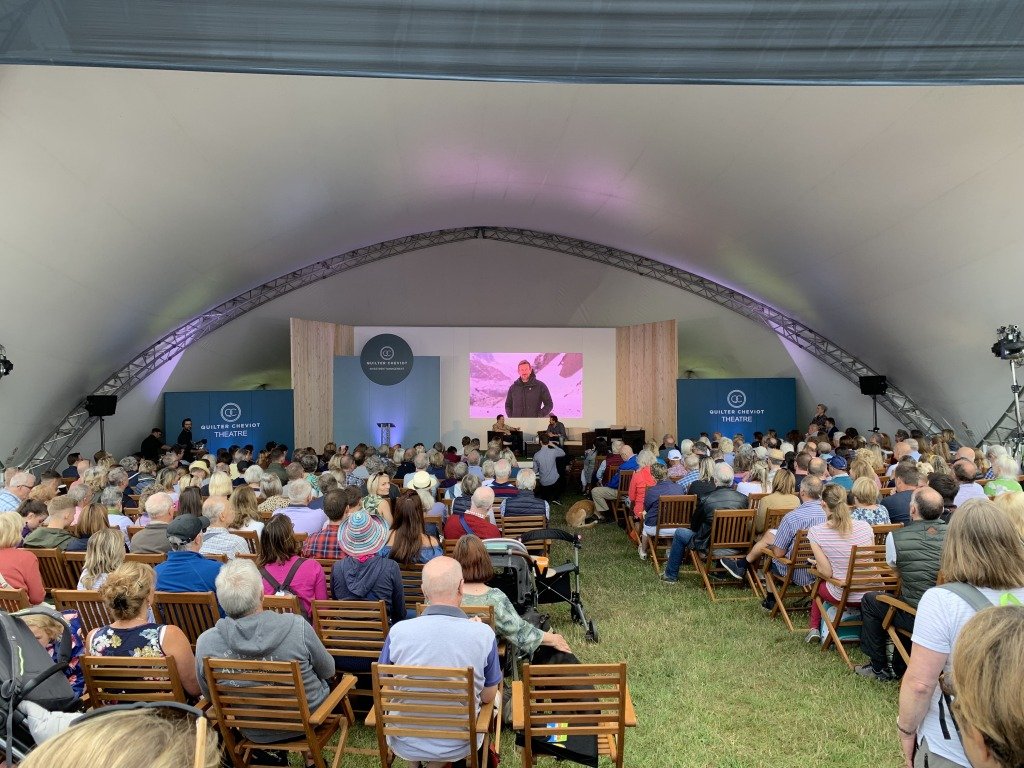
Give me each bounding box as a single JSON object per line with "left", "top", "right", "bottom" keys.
{"left": 263, "top": 594, "right": 301, "bottom": 615}
{"left": 230, "top": 529, "right": 260, "bottom": 554}
{"left": 371, "top": 663, "right": 481, "bottom": 768}
{"left": 443, "top": 538, "right": 458, "bottom": 556}
{"left": 317, "top": 558, "right": 338, "bottom": 582}
{"left": 399, "top": 563, "right": 426, "bottom": 605}
{"left": 293, "top": 531, "right": 308, "bottom": 545}
{"left": 152, "top": 591, "right": 219, "bottom": 646}
{"left": 204, "top": 658, "right": 314, "bottom": 738}
{"left": 414, "top": 602, "right": 495, "bottom": 629}
{"left": 746, "top": 492, "right": 769, "bottom": 507}
{"left": 312, "top": 599, "right": 389, "bottom": 659}
{"left": 788, "top": 529, "right": 815, "bottom": 566}
{"left": 125, "top": 553, "right": 165, "bottom": 566}
{"left": 521, "top": 662, "right": 629, "bottom": 768}
{"left": 763, "top": 507, "right": 792, "bottom": 532}
{"left": 655, "top": 495, "right": 696, "bottom": 530}
{"left": 127, "top": 525, "right": 145, "bottom": 539}
{"left": 29, "top": 548, "right": 74, "bottom": 591}
{"left": 436, "top": 486, "right": 447, "bottom": 502}
{"left": 0, "top": 588, "right": 29, "bottom": 612}
{"left": 500, "top": 515, "right": 548, "bottom": 556}
{"left": 443, "top": 497, "right": 453, "bottom": 514}
{"left": 236, "top": 552, "right": 258, "bottom": 562}
{"left": 708, "top": 509, "right": 757, "bottom": 550}
{"left": 51, "top": 590, "right": 113, "bottom": 635}
{"left": 879, "top": 487, "right": 896, "bottom": 497}
{"left": 62, "top": 551, "right": 86, "bottom": 586}
{"left": 424, "top": 514, "right": 443, "bottom": 537}
{"left": 840, "top": 545, "right": 900, "bottom": 598}
{"left": 203, "top": 553, "right": 228, "bottom": 564}
{"left": 872, "top": 523, "right": 903, "bottom": 545}
{"left": 82, "top": 654, "right": 186, "bottom": 706}
{"left": 616, "top": 470, "right": 634, "bottom": 499}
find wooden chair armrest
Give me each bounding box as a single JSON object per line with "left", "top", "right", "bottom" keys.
{"left": 875, "top": 593, "right": 918, "bottom": 617}
{"left": 309, "top": 674, "right": 356, "bottom": 726}
{"left": 623, "top": 684, "right": 638, "bottom": 727}
{"left": 364, "top": 706, "right": 377, "bottom": 728}
{"left": 194, "top": 696, "right": 210, "bottom": 712}
{"left": 808, "top": 569, "right": 843, "bottom": 589}
{"left": 475, "top": 696, "right": 496, "bottom": 733}
{"left": 510, "top": 680, "right": 524, "bottom": 730}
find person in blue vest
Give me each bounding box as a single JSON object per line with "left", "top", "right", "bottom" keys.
{"left": 155, "top": 514, "right": 223, "bottom": 605}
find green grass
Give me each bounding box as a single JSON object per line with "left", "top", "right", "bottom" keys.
{"left": 307, "top": 493, "right": 905, "bottom": 767}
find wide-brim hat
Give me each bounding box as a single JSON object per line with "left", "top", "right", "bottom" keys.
{"left": 410, "top": 470, "right": 436, "bottom": 490}
{"left": 338, "top": 510, "right": 388, "bottom": 557}
{"left": 188, "top": 460, "right": 210, "bottom": 475}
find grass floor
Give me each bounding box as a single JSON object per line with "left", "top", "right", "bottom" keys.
{"left": 310, "top": 492, "right": 905, "bottom": 767}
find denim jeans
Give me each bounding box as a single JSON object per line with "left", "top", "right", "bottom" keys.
{"left": 664, "top": 528, "right": 695, "bottom": 579}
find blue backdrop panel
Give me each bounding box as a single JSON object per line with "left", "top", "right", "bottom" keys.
{"left": 333, "top": 357, "right": 440, "bottom": 446}
{"left": 164, "top": 390, "right": 294, "bottom": 452}
{"left": 677, "top": 378, "right": 795, "bottom": 438}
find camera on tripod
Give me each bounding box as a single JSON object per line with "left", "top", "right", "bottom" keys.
{"left": 992, "top": 325, "right": 1024, "bottom": 361}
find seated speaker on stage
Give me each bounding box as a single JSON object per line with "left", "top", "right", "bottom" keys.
{"left": 490, "top": 414, "right": 524, "bottom": 454}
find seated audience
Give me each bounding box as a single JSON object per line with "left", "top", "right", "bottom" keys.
{"left": 627, "top": 449, "right": 658, "bottom": 528}
{"left": 24, "top": 495, "right": 76, "bottom": 551}
{"left": 86, "top": 562, "right": 200, "bottom": 698}
{"left": 176, "top": 485, "right": 204, "bottom": 519}
{"left": 456, "top": 535, "right": 575, "bottom": 663}
{"left": 198, "top": 497, "right": 249, "bottom": 559}
{"left": 849, "top": 477, "right": 891, "bottom": 525}
{"left": 303, "top": 488, "right": 357, "bottom": 559}
{"left": 686, "top": 456, "right": 718, "bottom": 502}
{"left": 676, "top": 452, "right": 701, "bottom": 493}
{"left": 155, "top": 514, "right": 222, "bottom": 594}
{"left": 639, "top": 463, "right": 682, "bottom": 560}
{"left": 500, "top": 468, "right": 550, "bottom": 520}
{"left": 331, "top": 510, "right": 405, "bottom": 626}
{"left": 664, "top": 462, "right": 746, "bottom": 572}
{"left": 130, "top": 492, "right": 175, "bottom": 554}
{"left": 99, "top": 486, "right": 134, "bottom": 537}
{"left": 856, "top": 487, "right": 945, "bottom": 681}
{"left": 984, "top": 455, "right": 1022, "bottom": 497}
{"left": 0, "top": 471, "right": 35, "bottom": 511}
{"left": 206, "top": 471, "right": 233, "bottom": 499}
{"left": 17, "top": 498, "right": 49, "bottom": 540}
{"left": 0, "top": 511, "right": 45, "bottom": 603}
{"left": 826, "top": 455, "right": 853, "bottom": 490}
{"left": 450, "top": 473, "right": 482, "bottom": 516}
{"left": 197, "top": 559, "right": 335, "bottom": 750}
{"left": 948, "top": 605, "right": 1024, "bottom": 768}
{"left": 258, "top": 514, "right": 327, "bottom": 616}
{"left": 402, "top": 452, "right": 431, "bottom": 487}
{"left": 882, "top": 463, "right": 920, "bottom": 526}
{"left": 489, "top": 460, "right": 517, "bottom": 500}
{"left": 992, "top": 490, "right": 1024, "bottom": 538}
{"left": 274, "top": 479, "right": 329, "bottom": 535}
{"left": 65, "top": 503, "right": 109, "bottom": 552}
{"left": 77, "top": 527, "right": 126, "bottom": 591}
{"left": 256, "top": 474, "right": 289, "bottom": 515}
{"left": 444, "top": 487, "right": 501, "bottom": 540}
{"left": 21, "top": 609, "right": 86, "bottom": 697}
{"left": 753, "top": 468, "right": 799, "bottom": 535}
{"left": 736, "top": 461, "right": 769, "bottom": 496}
{"left": 382, "top": 490, "right": 442, "bottom": 566}
{"left": 897, "top": 500, "right": 1024, "bottom": 768}
{"left": 952, "top": 459, "right": 986, "bottom": 506}
{"left": 378, "top": 557, "right": 501, "bottom": 767}
{"left": 589, "top": 443, "right": 637, "bottom": 521}
{"left": 361, "top": 472, "right": 394, "bottom": 525}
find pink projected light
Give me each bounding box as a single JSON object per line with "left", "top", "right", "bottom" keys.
{"left": 469, "top": 353, "right": 583, "bottom": 419}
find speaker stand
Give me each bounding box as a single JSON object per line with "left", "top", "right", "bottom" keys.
{"left": 870, "top": 395, "right": 880, "bottom": 433}
{"left": 99, "top": 415, "right": 107, "bottom": 454}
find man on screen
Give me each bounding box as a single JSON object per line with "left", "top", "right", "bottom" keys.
{"left": 505, "top": 360, "right": 553, "bottom": 418}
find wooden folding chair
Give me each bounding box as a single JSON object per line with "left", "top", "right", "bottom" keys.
{"left": 125, "top": 552, "right": 165, "bottom": 566}
{"left": 746, "top": 492, "right": 769, "bottom": 508}
{"left": 424, "top": 514, "right": 444, "bottom": 539}
{"left": 762, "top": 529, "right": 815, "bottom": 631}
{"left": 646, "top": 495, "right": 695, "bottom": 573}
{"left": 763, "top": 507, "right": 792, "bottom": 532}
{"left": 231, "top": 529, "right": 260, "bottom": 555}
{"left": 127, "top": 525, "right": 145, "bottom": 539}
{"left": 153, "top": 591, "right": 219, "bottom": 647}
{"left": 879, "top": 487, "right": 896, "bottom": 498}
{"left": 876, "top": 594, "right": 917, "bottom": 669}
{"left": 514, "top": 662, "right": 634, "bottom": 768}
{"left": 204, "top": 658, "right": 355, "bottom": 768}
{"left": 609, "top": 470, "right": 634, "bottom": 527}
{"left": 811, "top": 545, "right": 900, "bottom": 668}
{"left": 0, "top": 588, "right": 29, "bottom": 612}
{"left": 745, "top": 508, "right": 794, "bottom": 598}
{"left": 62, "top": 551, "right": 86, "bottom": 586}
{"left": 203, "top": 553, "right": 228, "bottom": 564}
{"left": 263, "top": 594, "right": 301, "bottom": 614}
{"left": 443, "top": 538, "right": 459, "bottom": 556}
{"left": 501, "top": 515, "right": 549, "bottom": 557}
{"left": 689, "top": 509, "right": 756, "bottom": 602}
{"left": 368, "top": 663, "right": 499, "bottom": 768}
{"left": 81, "top": 655, "right": 187, "bottom": 706}
{"left": 317, "top": 558, "right": 338, "bottom": 583}
{"left": 399, "top": 564, "right": 425, "bottom": 607}
{"left": 51, "top": 590, "right": 113, "bottom": 634}
{"left": 28, "top": 548, "right": 75, "bottom": 592}
{"left": 415, "top": 602, "right": 496, "bottom": 629}
{"left": 871, "top": 522, "right": 903, "bottom": 545}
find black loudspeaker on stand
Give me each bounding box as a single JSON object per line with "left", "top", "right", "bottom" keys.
{"left": 858, "top": 376, "right": 888, "bottom": 432}
{"left": 85, "top": 395, "right": 118, "bottom": 453}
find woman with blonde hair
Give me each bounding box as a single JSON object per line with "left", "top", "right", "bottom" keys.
{"left": 992, "top": 490, "right": 1024, "bottom": 538}
{"left": 805, "top": 483, "right": 874, "bottom": 643}
{"left": 361, "top": 471, "right": 394, "bottom": 525}
{"left": 850, "top": 476, "right": 890, "bottom": 525}
{"left": 948, "top": 605, "right": 1024, "bottom": 768}
{"left": 0, "top": 510, "right": 45, "bottom": 603}
{"left": 229, "top": 484, "right": 264, "bottom": 535}
{"left": 897, "top": 499, "right": 1024, "bottom": 768}
{"left": 753, "top": 469, "right": 799, "bottom": 535}
{"left": 206, "top": 471, "right": 232, "bottom": 498}
{"left": 85, "top": 562, "right": 200, "bottom": 698}
{"left": 77, "top": 527, "right": 126, "bottom": 591}
{"left": 66, "top": 503, "right": 112, "bottom": 552}
{"left": 736, "top": 462, "right": 769, "bottom": 496}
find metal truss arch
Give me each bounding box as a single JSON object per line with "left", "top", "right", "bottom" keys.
{"left": 22, "top": 226, "right": 954, "bottom": 471}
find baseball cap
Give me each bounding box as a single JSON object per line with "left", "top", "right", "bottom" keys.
{"left": 828, "top": 455, "right": 848, "bottom": 470}
{"left": 666, "top": 449, "right": 682, "bottom": 460}
{"left": 166, "top": 514, "right": 209, "bottom": 545}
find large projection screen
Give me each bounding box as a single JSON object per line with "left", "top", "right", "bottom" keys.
{"left": 469, "top": 352, "right": 582, "bottom": 418}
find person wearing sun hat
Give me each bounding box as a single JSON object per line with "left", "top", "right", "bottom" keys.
{"left": 330, "top": 510, "right": 405, "bottom": 628}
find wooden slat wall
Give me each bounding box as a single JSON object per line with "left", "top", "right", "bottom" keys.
{"left": 615, "top": 320, "right": 678, "bottom": 444}
{"left": 289, "top": 318, "right": 354, "bottom": 449}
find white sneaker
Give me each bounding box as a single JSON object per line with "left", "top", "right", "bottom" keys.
{"left": 805, "top": 628, "right": 821, "bottom": 644}
{"left": 638, "top": 543, "right": 647, "bottom": 560}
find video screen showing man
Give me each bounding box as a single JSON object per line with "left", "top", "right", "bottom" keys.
{"left": 505, "top": 360, "right": 553, "bottom": 418}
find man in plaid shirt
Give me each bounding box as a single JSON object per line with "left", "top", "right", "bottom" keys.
{"left": 301, "top": 488, "right": 356, "bottom": 560}
{"left": 676, "top": 453, "right": 701, "bottom": 492}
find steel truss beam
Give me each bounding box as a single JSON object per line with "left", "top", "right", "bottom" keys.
{"left": 22, "top": 226, "right": 954, "bottom": 471}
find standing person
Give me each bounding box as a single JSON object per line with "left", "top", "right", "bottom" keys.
{"left": 504, "top": 360, "right": 552, "bottom": 418}
{"left": 140, "top": 427, "right": 165, "bottom": 463}
{"left": 532, "top": 435, "right": 565, "bottom": 501}
{"left": 897, "top": 501, "right": 1024, "bottom": 768}
{"left": 176, "top": 418, "right": 193, "bottom": 452}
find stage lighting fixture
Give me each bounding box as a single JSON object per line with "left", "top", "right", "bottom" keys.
{"left": 992, "top": 325, "right": 1024, "bottom": 360}
{"left": 0, "top": 346, "right": 12, "bottom": 379}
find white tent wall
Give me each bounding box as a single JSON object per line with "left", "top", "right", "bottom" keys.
{"left": 66, "top": 240, "right": 903, "bottom": 462}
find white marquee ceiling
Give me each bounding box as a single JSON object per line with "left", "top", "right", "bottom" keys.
{"left": 1, "top": 64, "right": 1021, "bottom": 461}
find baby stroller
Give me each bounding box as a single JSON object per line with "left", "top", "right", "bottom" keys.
{"left": 0, "top": 607, "right": 77, "bottom": 763}
{"left": 485, "top": 530, "right": 598, "bottom": 643}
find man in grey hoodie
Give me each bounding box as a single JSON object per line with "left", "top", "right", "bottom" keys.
{"left": 196, "top": 558, "right": 335, "bottom": 747}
